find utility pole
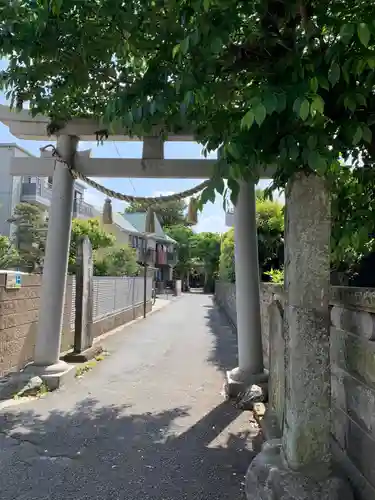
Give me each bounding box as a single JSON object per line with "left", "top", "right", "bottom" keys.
{"left": 143, "top": 236, "right": 148, "bottom": 318}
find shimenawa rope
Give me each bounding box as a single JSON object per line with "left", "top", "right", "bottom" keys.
{"left": 40, "top": 144, "right": 209, "bottom": 206}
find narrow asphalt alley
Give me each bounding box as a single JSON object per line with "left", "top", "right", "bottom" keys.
{"left": 0, "top": 293, "right": 258, "bottom": 500}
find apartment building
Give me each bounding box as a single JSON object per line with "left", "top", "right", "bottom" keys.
{"left": 0, "top": 143, "right": 94, "bottom": 237}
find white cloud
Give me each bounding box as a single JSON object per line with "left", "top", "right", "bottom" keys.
{"left": 193, "top": 215, "right": 227, "bottom": 234}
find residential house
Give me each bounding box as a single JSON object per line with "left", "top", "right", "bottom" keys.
{"left": 95, "top": 209, "right": 146, "bottom": 261}
{"left": 122, "top": 211, "right": 177, "bottom": 281}
{"left": 0, "top": 143, "right": 94, "bottom": 238}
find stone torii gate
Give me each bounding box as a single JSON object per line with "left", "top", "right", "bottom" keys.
{"left": 0, "top": 104, "right": 271, "bottom": 395}
{"left": 0, "top": 104, "right": 351, "bottom": 499}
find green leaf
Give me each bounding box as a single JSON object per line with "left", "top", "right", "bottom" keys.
{"left": 311, "top": 96, "right": 324, "bottom": 114}
{"left": 354, "top": 58, "right": 367, "bottom": 76}
{"left": 293, "top": 98, "right": 302, "bottom": 115}
{"left": 358, "top": 23, "right": 371, "bottom": 47}
{"left": 280, "top": 147, "right": 288, "bottom": 161}
{"left": 180, "top": 36, "right": 190, "bottom": 54}
{"left": 340, "top": 23, "right": 355, "bottom": 44}
{"left": 241, "top": 110, "right": 255, "bottom": 130}
{"left": 213, "top": 176, "right": 225, "bottom": 194}
{"left": 309, "top": 77, "right": 318, "bottom": 93}
{"left": 362, "top": 125, "right": 372, "bottom": 143}
{"left": 253, "top": 103, "right": 267, "bottom": 126}
{"left": 328, "top": 63, "right": 341, "bottom": 86}
{"left": 308, "top": 135, "right": 318, "bottom": 150}
{"left": 289, "top": 144, "right": 299, "bottom": 161}
{"left": 191, "top": 29, "right": 200, "bottom": 46}
{"left": 203, "top": 0, "right": 210, "bottom": 12}
{"left": 172, "top": 44, "right": 180, "bottom": 58}
{"left": 263, "top": 92, "right": 278, "bottom": 114}
{"left": 299, "top": 99, "right": 310, "bottom": 121}
{"left": 352, "top": 125, "right": 363, "bottom": 145}
{"left": 226, "top": 142, "right": 241, "bottom": 160}
{"left": 211, "top": 37, "right": 223, "bottom": 54}
{"left": 355, "top": 93, "right": 367, "bottom": 107}
{"left": 344, "top": 96, "right": 356, "bottom": 113}
{"left": 184, "top": 91, "right": 194, "bottom": 106}
{"left": 308, "top": 151, "right": 327, "bottom": 174}
{"left": 228, "top": 178, "right": 239, "bottom": 205}
{"left": 276, "top": 93, "right": 287, "bottom": 112}
{"left": 201, "top": 186, "right": 215, "bottom": 205}
{"left": 317, "top": 76, "right": 330, "bottom": 90}
{"left": 51, "top": 0, "right": 63, "bottom": 15}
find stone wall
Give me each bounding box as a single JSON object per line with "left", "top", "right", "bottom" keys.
{"left": 215, "top": 280, "right": 283, "bottom": 369}
{"left": 330, "top": 287, "right": 375, "bottom": 500}
{"left": 0, "top": 274, "right": 152, "bottom": 377}
{"left": 215, "top": 281, "right": 375, "bottom": 500}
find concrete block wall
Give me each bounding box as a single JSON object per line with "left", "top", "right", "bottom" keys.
{"left": 215, "top": 280, "right": 375, "bottom": 500}
{"left": 0, "top": 274, "right": 41, "bottom": 376}
{"left": 330, "top": 287, "right": 375, "bottom": 500}
{"left": 0, "top": 274, "right": 152, "bottom": 378}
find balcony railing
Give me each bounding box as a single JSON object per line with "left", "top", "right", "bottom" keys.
{"left": 21, "top": 182, "right": 52, "bottom": 206}
{"left": 73, "top": 200, "right": 94, "bottom": 218}
{"left": 138, "top": 248, "right": 156, "bottom": 265}
{"left": 21, "top": 182, "right": 94, "bottom": 218}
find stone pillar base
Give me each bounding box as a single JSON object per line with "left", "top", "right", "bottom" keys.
{"left": 24, "top": 360, "right": 76, "bottom": 390}
{"left": 225, "top": 367, "right": 268, "bottom": 398}
{"left": 245, "top": 441, "right": 353, "bottom": 500}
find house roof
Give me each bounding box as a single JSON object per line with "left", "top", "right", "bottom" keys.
{"left": 112, "top": 212, "right": 140, "bottom": 234}
{"left": 122, "top": 212, "right": 176, "bottom": 243}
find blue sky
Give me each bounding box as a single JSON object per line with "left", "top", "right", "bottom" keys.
{"left": 0, "top": 58, "right": 273, "bottom": 233}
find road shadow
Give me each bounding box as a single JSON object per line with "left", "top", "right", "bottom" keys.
{"left": 204, "top": 298, "right": 238, "bottom": 373}
{"left": 0, "top": 396, "right": 257, "bottom": 499}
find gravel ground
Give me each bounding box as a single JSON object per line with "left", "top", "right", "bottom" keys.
{"left": 0, "top": 293, "right": 259, "bottom": 500}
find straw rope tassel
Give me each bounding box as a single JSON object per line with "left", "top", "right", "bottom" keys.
{"left": 102, "top": 198, "right": 113, "bottom": 224}
{"left": 187, "top": 197, "right": 198, "bottom": 224}
{"left": 145, "top": 207, "right": 155, "bottom": 233}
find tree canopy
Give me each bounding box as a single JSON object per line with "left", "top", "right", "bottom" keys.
{"left": 69, "top": 218, "right": 115, "bottom": 272}
{"left": 219, "top": 196, "right": 284, "bottom": 282}
{"left": 125, "top": 199, "right": 187, "bottom": 228}
{"left": 3, "top": 1, "right": 375, "bottom": 201}
{"left": 190, "top": 231, "right": 221, "bottom": 290}
{"left": 94, "top": 245, "right": 139, "bottom": 277}
{"left": 164, "top": 224, "right": 194, "bottom": 279}
{"left": 3, "top": 1, "right": 375, "bottom": 278}
{"left": 8, "top": 203, "right": 48, "bottom": 272}
{"left": 0, "top": 235, "right": 20, "bottom": 270}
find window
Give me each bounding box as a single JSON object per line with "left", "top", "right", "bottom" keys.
{"left": 74, "top": 191, "right": 83, "bottom": 203}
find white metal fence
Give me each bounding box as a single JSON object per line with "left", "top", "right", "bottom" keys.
{"left": 69, "top": 276, "right": 152, "bottom": 329}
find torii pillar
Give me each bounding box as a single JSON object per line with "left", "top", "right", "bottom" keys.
{"left": 26, "top": 135, "right": 78, "bottom": 387}
{"left": 226, "top": 179, "right": 267, "bottom": 396}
